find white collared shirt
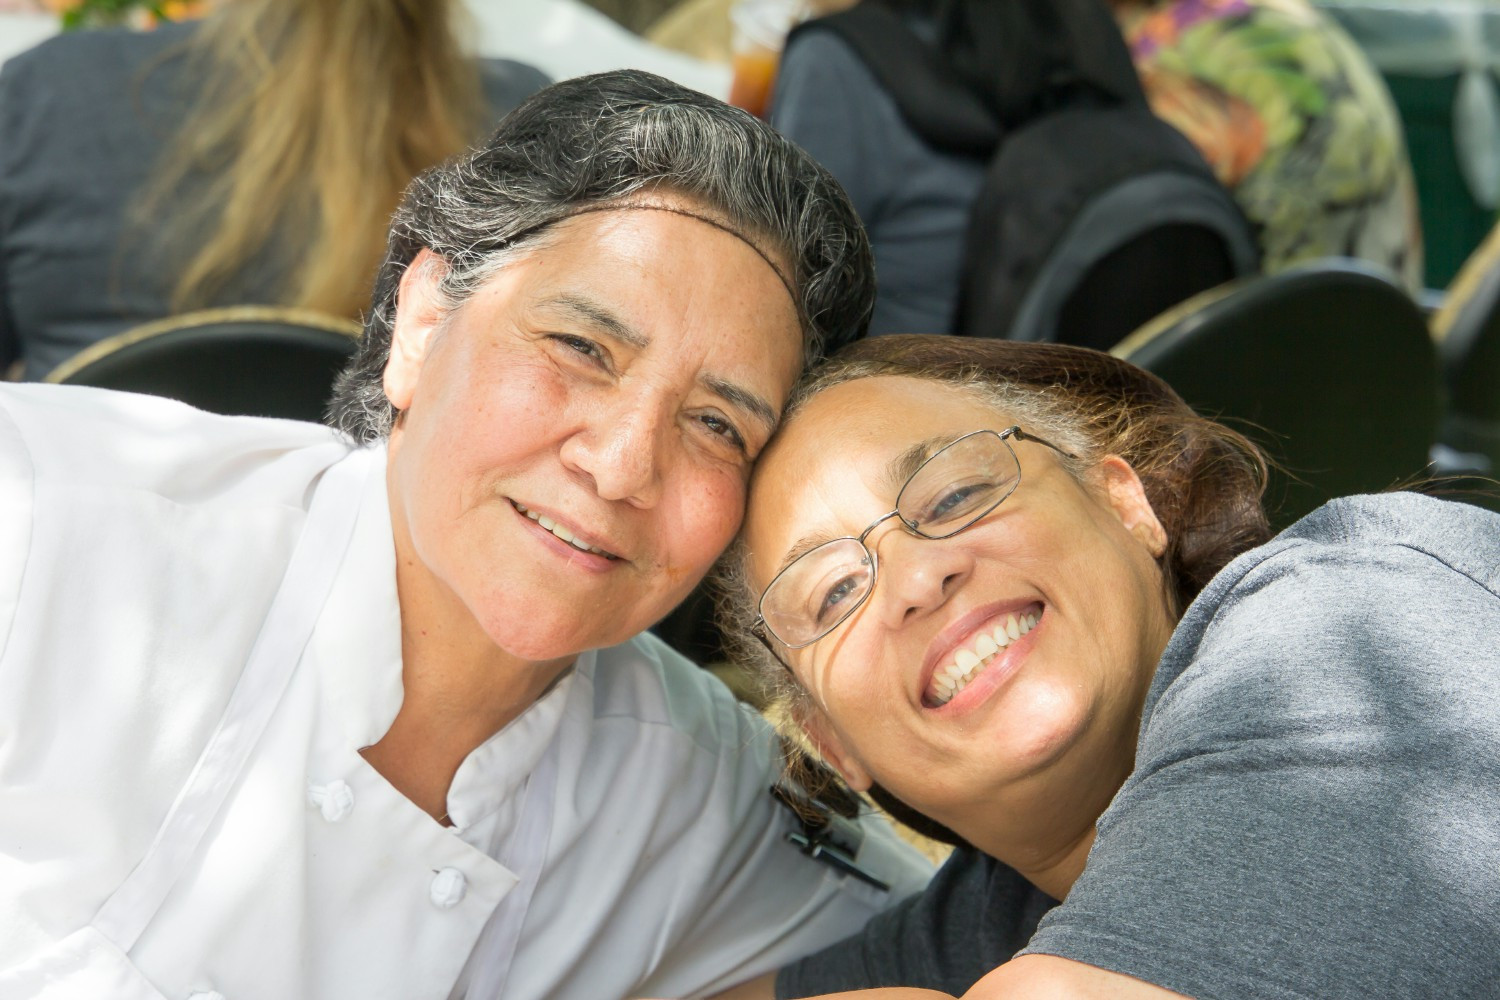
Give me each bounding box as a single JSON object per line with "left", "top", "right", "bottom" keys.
{"left": 0, "top": 384, "right": 930, "bottom": 1000}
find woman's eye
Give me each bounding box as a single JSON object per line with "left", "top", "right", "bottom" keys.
{"left": 815, "top": 575, "right": 861, "bottom": 625}
{"left": 924, "top": 481, "right": 996, "bottom": 522}
{"left": 550, "top": 334, "right": 608, "bottom": 366}
{"left": 698, "top": 413, "right": 747, "bottom": 451}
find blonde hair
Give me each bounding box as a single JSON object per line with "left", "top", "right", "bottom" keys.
{"left": 136, "top": 0, "right": 484, "bottom": 318}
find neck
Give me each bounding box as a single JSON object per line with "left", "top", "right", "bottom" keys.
{"left": 1010, "top": 829, "right": 1095, "bottom": 901}
{"left": 363, "top": 482, "right": 576, "bottom": 823}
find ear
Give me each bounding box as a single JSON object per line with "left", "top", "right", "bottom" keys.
{"left": 1095, "top": 455, "right": 1168, "bottom": 558}
{"left": 382, "top": 249, "right": 450, "bottom": 412}
{"left": 794, "top": 705, "right": 874, "bottom": 792}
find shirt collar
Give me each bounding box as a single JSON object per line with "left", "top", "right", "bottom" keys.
{"left": 309, "top": 442, "right": 405, "bottom": 749}
{"left": 309, "top": 442, "right": 596, "bottom": 827}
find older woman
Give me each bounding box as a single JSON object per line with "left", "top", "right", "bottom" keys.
{"left": 0, "top": 72, "right": 929, "bottom": 999}
{"left": 716, "top": 335, "right": 1500, "bottom": 999}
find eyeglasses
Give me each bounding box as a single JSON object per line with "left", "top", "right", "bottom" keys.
{"left": 751, "top": 427, "right": 1073, "bottom": 657}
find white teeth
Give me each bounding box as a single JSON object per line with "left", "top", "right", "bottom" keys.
{"left": 954, "top": 648, "right": 981, "bottom": 676}
{"left": 515, "top": 502, "right": 611, "bottom": 557}
{"left": 929, "top": 609, "right": 1042, "bottom": 707}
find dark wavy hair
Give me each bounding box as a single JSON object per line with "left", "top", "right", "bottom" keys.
{"left": 326, "top": 69, "right": 874, "bottom": 441}
{"left": 715, "top": 335, "right": 1271, "bottom": 844}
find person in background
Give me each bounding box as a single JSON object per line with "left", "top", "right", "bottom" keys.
{"left": 768, "top": 0, "right": 983, "bottom": 336}
{"left": 1111, "top": 0, "right": 1422, "bottom": 290}
{"left": 0, "top": 71, "right": 930, "bottom": 999}
{"left": 709, "top": 334, "right": 1499, "bottom": 999}
{"left": 0, "top": 0, "right": 548, "bottom": 380}
{"left": 769, "top": 0, "right": 1421, "bottom": 338}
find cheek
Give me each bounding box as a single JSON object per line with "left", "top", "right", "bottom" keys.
{"left": 658, "top": 467, "right": 747, "bottom": 571}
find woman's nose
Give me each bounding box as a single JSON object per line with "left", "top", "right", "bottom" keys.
{"left": 870, "top": 527, "right": 972, "bottom": 628}
{"left": 559, "top": 392, "right": 669, "bottom": 506}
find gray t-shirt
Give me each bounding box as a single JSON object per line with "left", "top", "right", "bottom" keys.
{"left": 781, "top": 493, "right": 1500, "bottom": 999}
{"left": 0, "top": 23, "right": 548, "bottom": 380}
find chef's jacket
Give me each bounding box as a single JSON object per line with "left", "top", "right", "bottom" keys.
{"left": 0, "top": 384, "right": 930, "bottom": 1000}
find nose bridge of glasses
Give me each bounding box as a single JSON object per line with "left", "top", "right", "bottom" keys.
{"left": 856, "top": 506, "right": 912, "bottom": 546}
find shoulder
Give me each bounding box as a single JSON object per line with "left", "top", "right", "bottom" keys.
{"left": 1139, "top": 491, "right": 1500, "bottom": 773}
{"left": 774, "top": 24, "right": 883, "bottom": 112}
{"left": 0, "top": 23, "right": 193, "bottom": 166}
{"left": 1162, "top": 493, "right": 1500, "bottom": 676}
{"left": 1, "top": 20, "right": 191, "bottom": 82}
{"left": 0, "top": 383, "right": 349, "bottom": 510}
{"left": 589, "top": 630, "right": 774, "bottom": 759}
{"left": 477, "top": 56, "right": 550, "bottom": 118}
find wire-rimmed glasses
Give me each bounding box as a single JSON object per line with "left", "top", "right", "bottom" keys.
{"left": 750, "top": 426, "right": 1073, "bottom": 658}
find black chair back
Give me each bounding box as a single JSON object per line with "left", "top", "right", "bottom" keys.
{"left": 1113, "top": 259, "right": 1439, "bottom": 528}
{"left": 45, "top": 307, "right": 360, "bottom": 422}
{"left": 1431, "top": 225, "right": 1500, "bottom": 477}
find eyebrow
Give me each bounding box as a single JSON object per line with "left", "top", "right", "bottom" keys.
{"left": 549, "top": 293, "right": 649, "bottom": 349}
{"left": 767, "top": 433, "right": 958, "bottom": 578}
{"left": 547, "top": 293, "right": 779, "bottom": 436}
{"left": 883, "top": 435, "right": 955, "bottom": 494}
{"left": 701, "top": 374, "right": 778, "bottom": 436}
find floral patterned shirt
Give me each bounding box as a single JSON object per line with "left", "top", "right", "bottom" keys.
{"left": 1114, "top": 0, "right": 1424, "bottom": 288}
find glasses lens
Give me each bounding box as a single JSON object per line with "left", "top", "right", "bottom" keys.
{"left": 898, "top": 431, "right": 1019, "bottom": 536}
{"left": 761, "top": 538, "right": 875, "bottom": 647}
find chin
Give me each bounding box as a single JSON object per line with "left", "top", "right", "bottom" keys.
{"left": 998, "top": 681, "right": 1095, "bottom": 765}
{"left": 481, "top": 607, "right": 644, "bottom": 664}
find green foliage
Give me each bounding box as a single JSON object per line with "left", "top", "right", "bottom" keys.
{"left": 60, "top": 0, "right": 169, "bottom": 30}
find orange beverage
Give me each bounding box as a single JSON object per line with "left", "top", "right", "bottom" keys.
{"left": 728, "top": 0, "right": 805, "bottom": 119}
{"left": 729, "top": 46, "right": 781, "bottom": 119}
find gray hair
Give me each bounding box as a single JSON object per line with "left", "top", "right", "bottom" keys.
{"left": 326, "top": 69, "right": 875, "bottom": 442}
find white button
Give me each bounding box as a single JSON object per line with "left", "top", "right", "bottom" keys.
{"left": 430, "top": 867, "right": 467, "bottom": 908}
{"left": 306, "top": 779, "right": 354, "bottom": 822}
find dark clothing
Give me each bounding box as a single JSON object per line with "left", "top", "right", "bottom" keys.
{"left": 770, "top": 26, "right": 981, "bottom": 337}
{"left": 0, "top": 23, "right": 547, "bottom": 379}
{"left": 781, "top": 493, "right": 1500, "bottom": 999}
{"left": 777, "top": 845, "right": 1055, "bottom": 997}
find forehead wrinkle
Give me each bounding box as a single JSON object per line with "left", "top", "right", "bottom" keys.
{"left": 545, "top": 292, "right": 649, "bottom": 349}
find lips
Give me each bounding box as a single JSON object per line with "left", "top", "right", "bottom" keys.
{"left": 921, "top": 602, "right": 1043, "bottom": 708}
{"left": 926, "top": 608, "right": 1041, "bottom": 706}
{"left": 510, "top": 500, "right": 621, "bottom": 560}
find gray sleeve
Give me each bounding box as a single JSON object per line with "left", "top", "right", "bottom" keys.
{"left": 768, "top": 30, "right": 903, "bottom": 226}
{"left": 1022, "top": 529, "right": 1500, "bottom": 999}
{"left": 478, "top": 57, "right": 550, "bottom": 123}
{"left": 777, "top": 847, "right": 1055, "bottom": 998}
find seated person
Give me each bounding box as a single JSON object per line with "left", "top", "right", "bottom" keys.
{"left": 0, "top": 0, "right": 547, "bottom": 380}
{"left": 770, "top": 0, "right": 1421, "bottom": 339}
{"left": 0, "top": 71, "right": 930, "bottom": 998}
{"left": 1112, "top": 0, "right": 1423, "bottom": 290}
{"left": 712, "top": 334, "right": 1500, "bottom": 998}
{"left": 769, "top": 0, "right": 1248, "bottom": 343}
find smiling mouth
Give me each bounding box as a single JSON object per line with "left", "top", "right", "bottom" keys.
{"left": 926, "top": 605, "right": 1042, "bottom": 707}
{"left": 511, "top": 501, "right": 620, "bottom": 560}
